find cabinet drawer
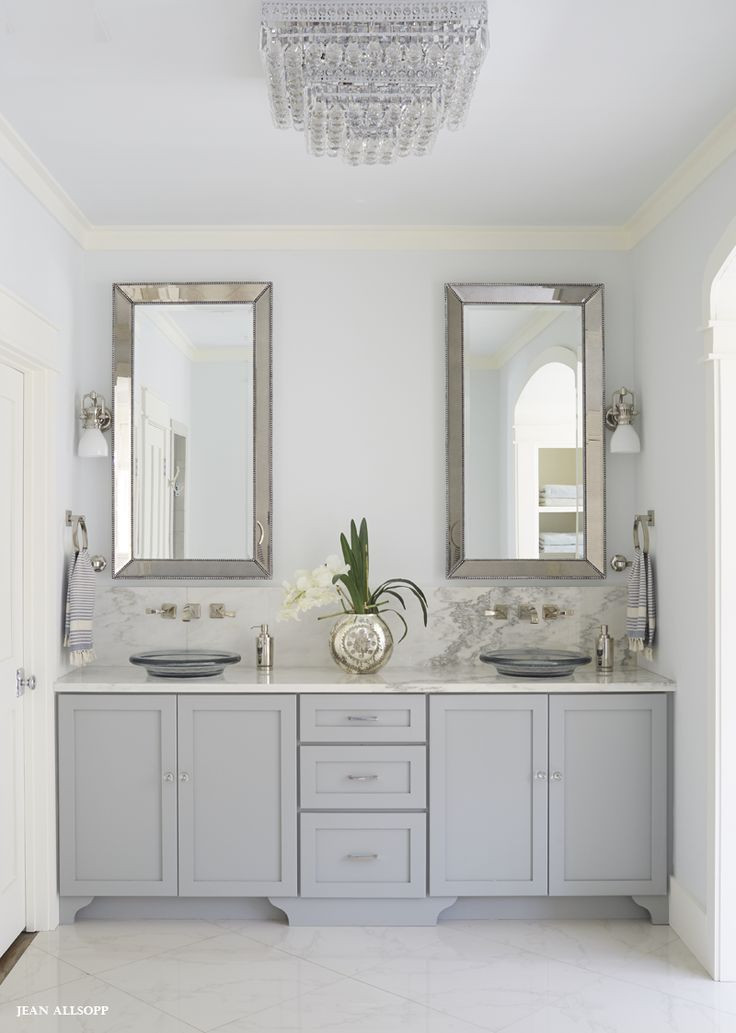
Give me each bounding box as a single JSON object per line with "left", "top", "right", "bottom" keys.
{"left": 300, "top": 746, "right": 426, "bottom": 809}
{"left": 300, "top": 813, "right": 426, "bottom": 897}
{"left": 299, "top": 695, "right": 426, "bottom": 743}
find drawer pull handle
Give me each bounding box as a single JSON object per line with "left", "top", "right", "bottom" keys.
{"left": 346, "top": 853, "right": 379, "bottom": 861}
{"left": 347, "top": 715, "right": 379, "bottom": 722}
{"left": 347, "top": 774, "right": 379, "bottom": 782}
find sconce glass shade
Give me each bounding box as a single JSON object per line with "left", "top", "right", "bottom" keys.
{"left": 609, "top": 422, "right": 641, "bottom": 454}
{"left": 78, "top": 426, "right": 109, "bottom": 458}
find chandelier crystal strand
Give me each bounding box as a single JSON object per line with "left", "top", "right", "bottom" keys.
{"left": 260, "top": 1, "right": 488, "bottom": 165}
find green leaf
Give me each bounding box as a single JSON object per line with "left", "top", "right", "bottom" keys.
{"left": 373, "top": 579, "right": 428, "bottom": 626}
{"left": 377, "top": 607, "right": 409, "bottom": 643}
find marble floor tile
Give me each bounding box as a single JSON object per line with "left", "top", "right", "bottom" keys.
{"left": 0, "top": 947, "right": 85, "bottom": 1004}
{"left": 498, "top": 974, "right": 736, "bottom": 1033}
{"left": 0, "top": 974, "right": 204, "bottom": 1032}
{"left": 596, "top": 937, "right": 736, "bottom": 1015}
{"left": 222, "top": 976, "right": 491, "bottom": 1033}
{"left": 216, "top": 920, "right": 516, "bottom": 976}
{"left": 354, "top": 950, "right": 599, "bottom": 1031}
{"left": 453, "top": 919, "right": 679, "bottom": 973}
{"left": 33, "top": 919, "right": 225, "bottom": 975}
{"left": 99, "top": 932, "right": 342, "bottom": 1032}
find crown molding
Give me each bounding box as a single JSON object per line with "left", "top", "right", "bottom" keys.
{"left": 0, "top": 113, "right": 92, "bottom": 247}
{"left": 2, "top": 104, "right": 736, "bottom": 252}
{"left": 85, "top": 224, "right": 629, "bottom": 251}
{"left": 624, "top": 107, "right": 736, "bottom": 248}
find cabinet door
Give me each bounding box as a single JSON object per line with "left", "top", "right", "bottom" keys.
{"left": 58, "top": 694, "right": 178, "bottom": 896}
{"left": 548, "top": 694, "right": 667, "bottom": 895}
{"left": 429, "top": 695, "right": 548, "bottom": 896}
{"left": 177, "top": 695, "right": 297, "bottom": 896}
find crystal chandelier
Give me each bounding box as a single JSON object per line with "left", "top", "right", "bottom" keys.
{"left": 260, "top": 1, "right": 488, "bottom": 165}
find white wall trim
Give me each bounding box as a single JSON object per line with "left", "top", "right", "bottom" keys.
{"left": 0, "top": 114, "right": 91, "bottom": 248}
{"left": 625, "top": 108, "right": 736, "bottom": 248}
{"left": 669, "top": 876, "right": 713, "bottom": 975}
{"left": 0, "top": 286, "right": 61, "bottom": 371}
{"left": 2, "top": 104, "right": 736, "bottom": 252}
{"left": 0, "top": 290, "right": 61, "bottom": 932}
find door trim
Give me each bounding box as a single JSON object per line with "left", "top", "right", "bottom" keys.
{"left": 0, "top": 285, "right": 60, "bottom": 931}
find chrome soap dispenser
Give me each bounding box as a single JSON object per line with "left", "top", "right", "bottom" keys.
{"left": 595, "top": 624, "right": 614, "bottom": 673}
{"left": 251, "top": 624, "right": 273, "bottom": 671}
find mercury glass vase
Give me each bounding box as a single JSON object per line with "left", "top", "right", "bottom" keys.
{"left": 329, "top": 613, "right": 394, "bottom": 675}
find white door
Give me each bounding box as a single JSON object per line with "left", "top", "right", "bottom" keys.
{"left": 0, "top": 362, "right": 26, "bottom": 953}
{"left": 136, "top": 388, "right": 172, "bottom": 558}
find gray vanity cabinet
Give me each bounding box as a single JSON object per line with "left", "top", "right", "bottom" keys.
{"left": 58, "top": 694, "right": 297, "bottom": 899}
{"left": 177, "top": 695, "right": 297, "bottom": 896}
{"left": 58, "top": 695, "right": 178, "bottom": 896}
{"left": 548, "top": 693, "right": 667, "bottom": 896}
{"left": 429, "top": 695, "right": 549, "bottom": 896}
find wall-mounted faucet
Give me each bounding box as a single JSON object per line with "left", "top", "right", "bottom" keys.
{"left": 484, "top": 603, "right": 508, "bottom": 620}
{"left": 145, "top": 603, "right": 177, "bottom": 619}
{"left": 181, "top": 603, "right": 201, "bottom": 622}
{"left": 518, "top": 604, "right": 539, "bottom": 625}
{"left": 543, "top": 604, "right": 573, "bottom": 621}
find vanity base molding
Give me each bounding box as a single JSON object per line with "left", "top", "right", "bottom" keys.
{"left": 59, "top": 894, "right": 668, "bottom": 926}
{"left": 268, "top": 897, "right": 457, "bottom": 927}
{"left": 59, "top": 896, "right": 284, "bottom": 925}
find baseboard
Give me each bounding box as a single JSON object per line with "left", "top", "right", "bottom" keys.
{"left": 442, "top": 896, "right": 650, "bottom": 921}
{"left": 70, "top": 897, "right": 283, "bottom": 922}
{"left": 669, "top": 876, "right": 714, "bottom": 976}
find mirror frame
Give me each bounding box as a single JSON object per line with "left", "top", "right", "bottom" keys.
{"left": 446, "top": 283, "right": 605, "bottom": 579}
{"left": 112, "top": 281, "right": 272, "bottom": 579}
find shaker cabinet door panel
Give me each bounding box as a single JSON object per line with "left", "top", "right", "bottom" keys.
{"left": 58, "top": 695, "right": 178, "bottom": 896}
{"left": 177, "top": 695, "right": 297, "bottom": 896}
{"left": 548, "top": 694, "right": 667, "bottom": 896}
{"left": 429, "top": 695, "right": 548, "bottom": 896}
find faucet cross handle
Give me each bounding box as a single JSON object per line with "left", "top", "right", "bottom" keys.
{"left": 543, "top": 605, "right": 574, "bottom": 621}
{"left": 518, "top": 604, "right": 540, "bottom": 625}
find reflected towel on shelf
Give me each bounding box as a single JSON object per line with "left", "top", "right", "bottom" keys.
{"left": 539, "top": 484, "right": 582, "bottom": 500}
{"left": 64, "top": 548, "right": 96, "bottom": 666}
{"left": 539, "top": 532, "right": 582, "bottom": 546}
{"left": 627, "top": 547, "right": 656, "bottom": 661}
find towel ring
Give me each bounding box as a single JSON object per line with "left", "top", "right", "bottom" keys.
{"left": 71, "top": 515, "right": 89, "bottom": 552}
{"left": 633, "top": 510, "right": 655, "bottom": 555}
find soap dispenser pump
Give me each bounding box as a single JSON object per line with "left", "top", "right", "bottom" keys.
{"left": 251, "top": 624, "right": 273, "bottom": 671}
{"left": 595, "top": 624, "right": 614, "bottom": 673}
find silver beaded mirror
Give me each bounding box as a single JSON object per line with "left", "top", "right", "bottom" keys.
{"left": 112, "top": 282, "right": 272, "bottom": 579}
{"left": 446, "top": 283, "right": 605, "bottom": 579}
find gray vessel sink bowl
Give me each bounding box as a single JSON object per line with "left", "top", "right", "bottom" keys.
{"left": 479, "top": 648, "right": 592, "bottom": 678}
{"left": 130, "top": 650, "right": 241, "bottom": 678}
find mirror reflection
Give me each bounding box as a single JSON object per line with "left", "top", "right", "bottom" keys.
{"left": 464, "top": 304, "right": 584, "bottom": 560}
{"left": 133, "top": 303, "right": 254, "bottom": 561}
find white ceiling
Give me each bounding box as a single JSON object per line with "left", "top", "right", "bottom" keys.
{"left": 1, "top": 0, "right": 736, "bottom": 227}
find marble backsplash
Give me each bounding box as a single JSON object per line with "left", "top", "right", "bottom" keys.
{"left": 89, "top": 583, "right": 633, "bottom": 670}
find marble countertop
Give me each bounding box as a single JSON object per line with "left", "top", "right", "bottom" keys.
{"left": 55, "top": 663, "right": 675, "bottom": 693}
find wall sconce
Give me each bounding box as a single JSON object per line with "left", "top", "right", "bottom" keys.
{"left": 605, "top": 386, "right": 641, "bottom": 454}
{"left": 78, "top": 391, "right": 112, "bottom": 458}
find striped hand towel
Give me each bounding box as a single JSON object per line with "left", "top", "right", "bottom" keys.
{"left": 64, "top": 548, "right": 96, "bottom": 666}
{"left": 626, "top": 546, "right": 656, "bottom": 660}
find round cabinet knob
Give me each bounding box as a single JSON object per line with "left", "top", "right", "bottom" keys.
{"left": 179, "top": 772, "right": 191, "bottom": 782}
{"left": 162, "top": 772, "right": 175, "bottom": 783}
{"left": 535, "top": 770, "right": 548, "bottom": 781}
{"left": 550, "top": 771, "right": 563, "bottom": 781}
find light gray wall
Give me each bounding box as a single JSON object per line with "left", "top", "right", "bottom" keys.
{"left": 78, "top": 249, "right": 635, "bottom": 587}
{"left": 632, "top": 149, "right": 736, "bottom": 910}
